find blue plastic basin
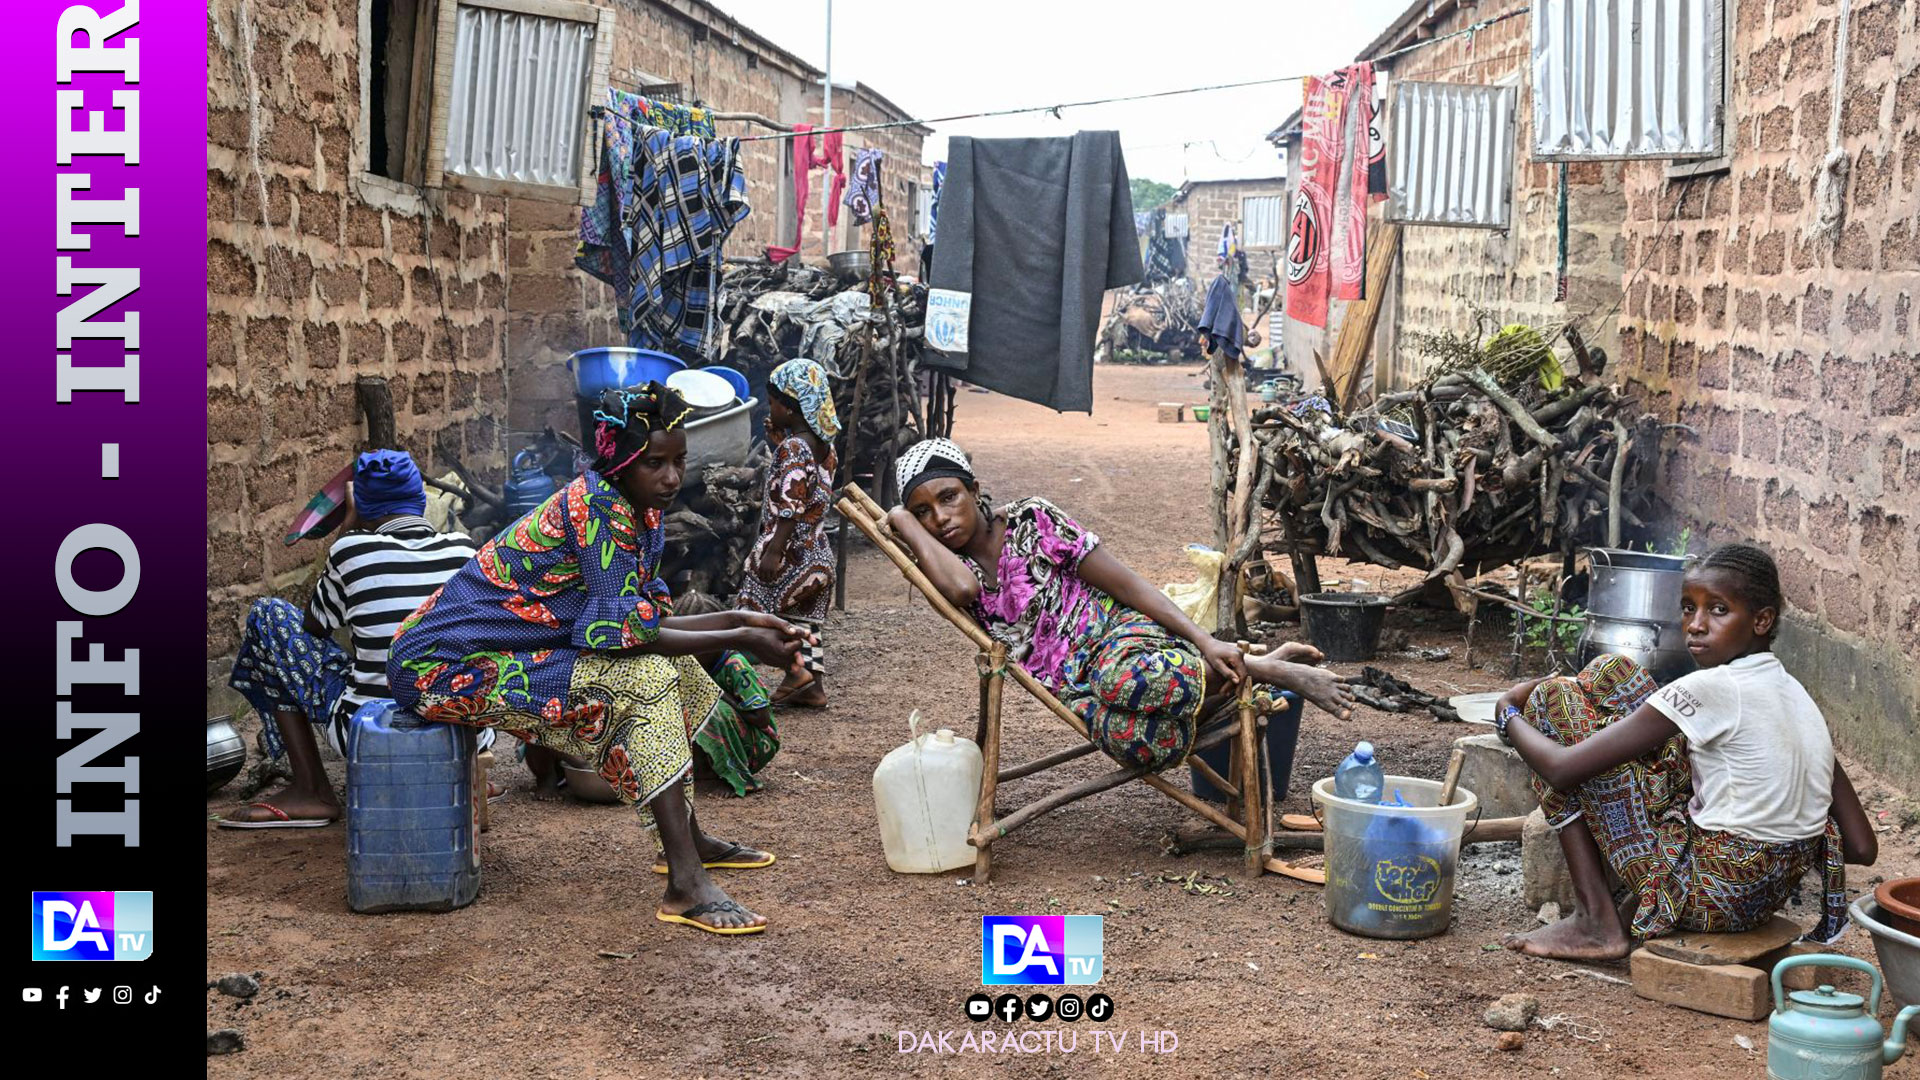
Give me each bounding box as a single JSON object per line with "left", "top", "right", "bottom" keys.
{"left": 568, "top": 347, "right": 687, "bottom": 397}
{"left": 703, "top": 364, "right": 751, "bottom": 401}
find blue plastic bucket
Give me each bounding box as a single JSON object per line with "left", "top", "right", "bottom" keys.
{"left": 703, "top": 365, "right": 751, "bottom": 402}
{"left": 345, "top": 700, "right": 480, "bottom": 914}
{"left": 1189, "top": 691, "right": 1301, "bottom": 804}
{"left": 567, "top": 347, "right": 686, "bottom": 397}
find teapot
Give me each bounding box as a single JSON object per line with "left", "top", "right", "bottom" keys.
{"left": 1767, "top": 954, "right": 1916, "bottom": 1080}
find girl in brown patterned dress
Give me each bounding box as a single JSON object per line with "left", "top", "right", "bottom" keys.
{"left": 737, "top": 358, "right": 839, "bottom": 708}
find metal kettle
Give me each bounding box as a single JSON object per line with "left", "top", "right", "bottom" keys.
{"left": 1767, "top": 955, "right": 1917, "bottom": 1080}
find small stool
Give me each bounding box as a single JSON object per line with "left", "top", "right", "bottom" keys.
{"left": 1629, "top": 915, "right": 1835, "bottom": 1021}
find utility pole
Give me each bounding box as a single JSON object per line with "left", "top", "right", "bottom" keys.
{"left": 819, "top": 0, "right": 834, "bottom": 261}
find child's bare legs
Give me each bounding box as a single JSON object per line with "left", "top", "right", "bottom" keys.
{"left": 525, "top": 744, "right": 584, "bottom": 800}
{"left": 1503, "top": 818, "right": 1632, "bottom": 961}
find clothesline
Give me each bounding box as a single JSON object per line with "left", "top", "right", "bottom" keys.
{"left": 587, "top": 8, "right": 1529, "bottom": 144}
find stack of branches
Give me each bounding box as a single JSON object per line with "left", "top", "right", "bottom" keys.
{"left": 1098, "top": 278, "right": 1205, "bottom": 362}
{"left": 712, "top": 259, "right": 938, "bottom": 498}
{"left": 661, "top": 454, "right": 770, "bottom": 608}
{"left": 1244, "top": 318, "right": 1661, "bottom": 594}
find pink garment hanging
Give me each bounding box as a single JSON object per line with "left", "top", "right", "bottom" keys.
{"left": 821, "top": 130, "right": 846, "bottom": 229}
{"left": 766, "top": 124, "right": 817, "bottom": 263}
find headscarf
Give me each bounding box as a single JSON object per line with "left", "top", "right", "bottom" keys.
{"left": 895, "top": 437, "right": 975, "bottom": 503}
{"left": 590, "top": 383, "right": 692, "bottom": 477}
{"left": 353, "top": 449, "right": 426, "bottom": 518}
{"left": 768, "top": 358, "right": 841, "bottom": 442}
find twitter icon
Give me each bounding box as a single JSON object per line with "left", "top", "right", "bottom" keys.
{"left": 82, "top": 988, "right": 102, "bottom": 1004}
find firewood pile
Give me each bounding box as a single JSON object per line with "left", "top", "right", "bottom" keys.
{"left": 1098, "top": 280, "right": 1205, "bottom": 361}
{"left": 662, "top": 454, "right": 770, "bottom": 608}
{"left": 1245, "top": 321, "right": 1660, "bottom": 583}
{"left": 712, "top": 260, "right": 942, "bottom": 498}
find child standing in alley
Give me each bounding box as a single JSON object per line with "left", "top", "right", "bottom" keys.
{"left": 737, "top": 358, "right": 839, "bottom": 708}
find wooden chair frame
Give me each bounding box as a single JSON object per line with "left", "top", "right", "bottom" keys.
{"left": 837, "top": 484, "right": 1316, "bottom": 884}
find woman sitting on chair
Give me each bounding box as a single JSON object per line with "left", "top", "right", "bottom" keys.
{"left": 886, "top": 438, "right": 1355, "bottom": 773}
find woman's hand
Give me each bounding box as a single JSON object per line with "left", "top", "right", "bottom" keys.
{"left": 738, "top": 626, "right": 806, "bottom": 668}
{"left": 1498, "top": 677, "right": 1547, "bottom": 715}
{"left": 1197, "top": 638, "right": 1247, "bottom": 686}
{"left": 886, "top": 505, "right": 917, "bottom": 536}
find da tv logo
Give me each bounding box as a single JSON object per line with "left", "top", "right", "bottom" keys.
{"left": 980, "top": 916, "right": 1102, "bottom": 985}
{"left": 31, "top": 892, "right": 153, "bottom": 961}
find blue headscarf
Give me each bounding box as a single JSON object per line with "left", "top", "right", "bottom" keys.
{"left": 354, "top": 449, "right": 426, "bottom": 519}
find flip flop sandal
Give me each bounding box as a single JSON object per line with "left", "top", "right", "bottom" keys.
{"left": 487, "top": 783, "right": 507, "bottom": 805}
{"left": 1280, "top": 813, "right": 1323, "bottom": 833}
{"left": 655, "top": 899, "right": 767, "bottom": 935}
{"left": 771, "top": 678, "right": 827, "bottom": 709}
{"left": 216, "top": 802, "right": 336, "bottom": 829}
{"left": 651, "top": 842, "right": 777, "bottom": 875}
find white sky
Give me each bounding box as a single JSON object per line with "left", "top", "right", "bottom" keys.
{"left": 708, "top": 0, "right": 1418, "bottom": 185}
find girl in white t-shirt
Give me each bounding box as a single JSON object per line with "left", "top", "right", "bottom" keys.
{"left": 1495, "top": 543, "right": 1875, "bottom": 962}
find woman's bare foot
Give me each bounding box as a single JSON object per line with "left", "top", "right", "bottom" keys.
{"left": 1503, "top": 910, "right": 1631, "bottom": 962}
{"left": 225, "top": 784, "right": 340, "bottom": 825}
{"left": 1270, "top": 642, "right": 1324, "bottom": 664}
{"left": 659, "top": 877, "right": 767, "bottom": 932}
{"left": 1246, "top": 655, "right": 1356, "bottom": 719}
{"left": 531, "top": 774, "right": 565, "bottom": 801}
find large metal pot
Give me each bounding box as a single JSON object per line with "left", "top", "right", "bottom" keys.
{"left": 207, "top": 716, "right": 246, "bottom": 795}
{"left": 1577, "top": 548, "right": 1695, "bottom": 683}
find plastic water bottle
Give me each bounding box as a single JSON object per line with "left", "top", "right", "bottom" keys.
{"left": 1334, "top": 741, "right": 1384, "bottom": 803}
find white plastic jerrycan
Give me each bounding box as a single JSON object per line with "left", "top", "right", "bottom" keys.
{"left": 873, "top": 712, "right": 983, "bottom": 873}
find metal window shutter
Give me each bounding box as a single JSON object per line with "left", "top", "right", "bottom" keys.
{"left": 1242, "top": 195, "right": 1286, "bottom": 246}
{"left": 1532, "top": 0, "right": 1724, "bottom": 160}
{"left": 444, "top": 5, "right": 596, "bottom": 187}
{"left": 1388, "top": 81, "right": 1516, "bottom": 230}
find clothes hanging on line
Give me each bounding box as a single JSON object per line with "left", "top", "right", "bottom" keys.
{"left": 1286, "top": 62, "right": 1376, "bottom": 329}
{"left": 924, "top": 131, "right": 1143, "bottom": 413}
{"left": 845, "top": 148, "right": 885, "bottom": 225}
{"left": 1199, "top": 274, "right": 1244, "bottom": 360}
{"left": 928, "top": 161, "right": 947, "bottom": 242}
{"left": 577, "top": 112, "right": 749, "bottom": 358}
{"left": 608, "top": 89, "right": 716, "bottom": 139}
{"left": 766, "top": 124, "right": 817, "bottom": 263}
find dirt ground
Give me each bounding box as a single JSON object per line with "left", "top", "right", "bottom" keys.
{"left": 207, "top": 364, "right": 1920, "bottom": 1079}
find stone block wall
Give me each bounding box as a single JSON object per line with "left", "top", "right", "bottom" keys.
{"left": 1380, "top": 0, "right": 1627, "bottom": 389}
{"left": 1615, "top": 0, "right": 1919, "bottom": 778}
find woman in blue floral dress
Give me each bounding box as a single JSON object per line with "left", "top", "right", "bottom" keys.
{"left": 389, "top": 384, "right": 813, "bottom": 935}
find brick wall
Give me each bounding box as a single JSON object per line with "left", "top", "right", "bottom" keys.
{"left": 207, "top": 0, "right": 923, "bottom": 706}
{"left": 1615, "top": 0, "right": 1919, "bottom": 778}
{"left": 1380, "top": 0, "right": 1627, "bottom": 389}
{"left": 1172, "top": 178, "right": 1289, "bottom": 285}
{"left": 207, "top": 0, "right": 510, "bottom": 696}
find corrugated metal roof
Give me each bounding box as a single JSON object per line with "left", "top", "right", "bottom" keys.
{"left": 1388, "top": 80, "right": 1516, "bottom": 229}
{"left": 1532, "top": 0, "right": 1725, "bottom": 159}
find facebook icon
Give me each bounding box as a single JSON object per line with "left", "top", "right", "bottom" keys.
{"left": 980, "top": 916, "right": 1103, "bottom": 985}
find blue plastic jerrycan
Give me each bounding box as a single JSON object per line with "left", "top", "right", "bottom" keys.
{"left": 345, "top": 700, "right": 480, "bottom": 914}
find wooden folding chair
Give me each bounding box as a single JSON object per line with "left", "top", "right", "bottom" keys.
{"left": 836, "top": 484, "right": 1320, "bottom": 885}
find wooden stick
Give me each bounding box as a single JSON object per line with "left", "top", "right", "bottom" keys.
{"left": 976, "top": 763, "right": 1153, "bottom": 846}
{"left": 1438, "top": 747, "right": 1466, "bottom": 809}
{"left": 836, "top": 495, "right": 993, "bottom": 651}
{"left": 1264, "top": 856, "right": 1328, "bottom": 885}
{"left": 1461, "top": 366, "right": 1560, "bottom": 451}
{"left": 356, "top": 376, "right": 397, "bottom": 451}
{"left": 1607, "top": 419, "right": 1630, "bottom": 549}
{"left": 972, "top": 642, "right": 1007, "bottom": 882}
{"left": 1237, "top": 649, "right": 1263, "bottom": 874}
{"left": 998, "top": 741, "right": 1101, "bottom": 783}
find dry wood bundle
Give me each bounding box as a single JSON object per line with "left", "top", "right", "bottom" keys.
{"left": 662, "top": 453, "right": 769, "bottom": 602}
{"left": 1245, "top": 324, "right": 1658, "bottom": 586}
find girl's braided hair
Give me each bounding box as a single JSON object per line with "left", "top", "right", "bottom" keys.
{"left": 1688, "top": 542, "right": 1783, "bottom": 628}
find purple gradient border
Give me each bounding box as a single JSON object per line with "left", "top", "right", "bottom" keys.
{"left": 2, "top": 1, "right": 205, "bottom": 1050}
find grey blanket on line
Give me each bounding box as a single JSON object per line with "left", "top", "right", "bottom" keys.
{"left": 924, "top": 132, "right": 1143, "bottom": 413}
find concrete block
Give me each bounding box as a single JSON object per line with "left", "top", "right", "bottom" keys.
{"left": 1521, "top": 807, "right": 1576, "bottom": 911}
{"left": 1630, "top": 949, "right": 1770, "bottom": 1021}
{"left": 1643, "top": 914, "right": 1804, "bottom": 966}
{"left": 1157, "top": 403, "right": 1186, "bottom": 424}
{"left": 1452, "top": 733, "right": 1540, "bottom": 819}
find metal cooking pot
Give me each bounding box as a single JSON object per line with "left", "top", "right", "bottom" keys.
{"left": 1576, "top": 547, "right": 1695, "bottom": 684}
{"left": 827, "top": 249, "right": 872, "bottom": 282}
{"left": 207, "top": 715, "right": 246, "bottom": 795}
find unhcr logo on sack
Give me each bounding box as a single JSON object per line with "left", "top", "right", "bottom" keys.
{"left": 980, "top": 916, "right": 1103, "bottom": 985}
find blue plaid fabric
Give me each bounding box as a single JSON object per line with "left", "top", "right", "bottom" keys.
{"left": 578, "top": 108, "right": 749, "bottom": 358}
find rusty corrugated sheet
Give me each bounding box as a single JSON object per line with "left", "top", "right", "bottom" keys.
{"left": 1532, "top": 0, "right": 1724, "bottom": 160}
{"left": 1387, "top": 80, "right": 1516, "bottom": 230}
{"left": 444, "top": 4, "right": 595, "bottom": 187}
